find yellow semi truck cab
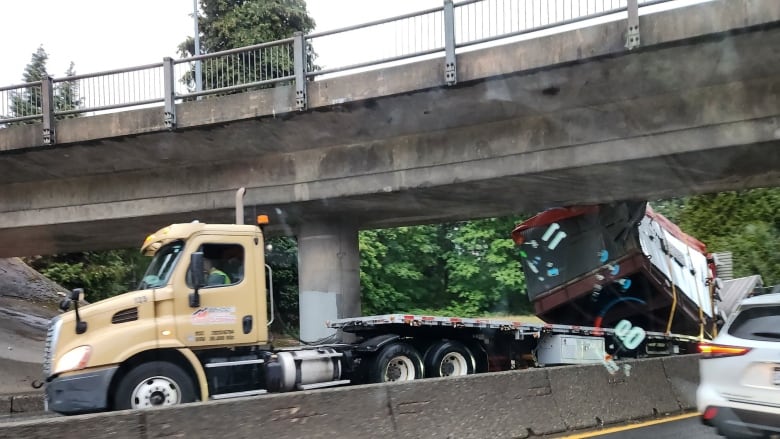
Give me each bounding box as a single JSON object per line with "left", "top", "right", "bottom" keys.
{"left": 43, "top": 221, "right": 291, "bottom": 413}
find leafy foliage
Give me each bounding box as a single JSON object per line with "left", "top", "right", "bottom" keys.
{"left": 443, "top": 217, "right": 528, "bottom": 316}
{"left": 26, "top": 250, "right": 147, "bottom": 302}
{"left": 359, "top": 217, "right": 531, "bottom": 317}
{"left": 177, "top": 0, "right": 316, "bottom": 93}
{"left": 359, "top": 225, "right": 450, "bottom": 315}
{"left": 264, "top": 236, "right": 300, "bottom": 332}
{"left": 672, "top": 188, "right": 780, "bottom": 285}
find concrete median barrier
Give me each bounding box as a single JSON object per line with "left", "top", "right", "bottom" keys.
{"left": 0, "top": 356, "right": 703, "bottom": 438}
{"left": 662, "top": 354, "right": 700, "bottom": 410}
{"left": 143, "top": 384, "right": 395, "bottom": 439}
{"left": 548, "top": 357, "right": 682, "bottom": 430}
{"left": 9, "top": 393, "right": 45, "bottom": 415}
{"left": 0, "top": 392, "right": 45, "bottom": 420}
{"left": 0, "top": 396, "right": 10, "bottom": 417}
{"left": 0, "top": 411, "right": 143, "bottom": 439}
{"left": 387, "top": 368, "right": 567, "bottom": 438}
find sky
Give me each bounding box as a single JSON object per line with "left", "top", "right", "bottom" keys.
{"left": 0, "top": 0, "right": 440, "bottom": 86}
{"left": 1, "top": 0, "right": 710, "bottom": 87}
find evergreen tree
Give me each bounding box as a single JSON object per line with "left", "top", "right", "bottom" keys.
{"left": 177, "top": 0, "right": 316, "bottom": 93}
{"left": 7, "top": 46, "right": 81, "bottom": 122}
{"left": 55, "top": 62, "right": 81, "bottom": 119}
{"left": 9, "top": 46, "right": 48, "bottom": 121}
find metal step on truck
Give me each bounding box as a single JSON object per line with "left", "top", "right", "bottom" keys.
{"left": 42, "top": 192, "right": 713, "bottom": 415}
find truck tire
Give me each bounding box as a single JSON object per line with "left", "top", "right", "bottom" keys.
{"left": 424, "top": 340, "right": 475, "bottom": 378}
{"left": 113, "top": 361, "right": 196, "bottom": 410}
{"left": 369, "top": 342, "right": 424, "bottom": 383}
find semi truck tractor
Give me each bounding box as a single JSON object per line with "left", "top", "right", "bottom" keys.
{"left": 43, "top": 195, "right": 704, "bottom": 415}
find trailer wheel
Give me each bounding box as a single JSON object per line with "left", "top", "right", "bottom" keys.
{"left": 424, "top": 340, "right": 475, "bottom": 378}
{"left": 369, "top": 342, "right": 424, "bottom": 383}
{"left": 113, "top": 361, "right": 196, "bottom": 410}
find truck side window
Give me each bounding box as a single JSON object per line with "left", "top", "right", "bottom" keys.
{"left": 186, "top": 243, "right": 244, "bottom": 288}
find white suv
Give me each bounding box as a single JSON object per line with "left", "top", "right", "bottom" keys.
{"left": 697, "top": 292, "right": 780, "bottom": 438}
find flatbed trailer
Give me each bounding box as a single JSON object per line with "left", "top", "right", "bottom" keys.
{"left": 328, "top": 313, "right": 699, "bottom": 373}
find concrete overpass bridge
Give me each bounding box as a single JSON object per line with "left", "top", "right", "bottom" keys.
{"left": 1, "top": 0, "right": 779, "bottom": 340}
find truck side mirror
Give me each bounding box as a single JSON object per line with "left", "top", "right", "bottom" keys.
{"left": 69, "top": 288, "right": 87, "bottom": 334}
{"left": 189, "top": 252, "right": 205, "bottom": 308}
{"left": 69, "top": 288, "right": 84, "bottom": 302}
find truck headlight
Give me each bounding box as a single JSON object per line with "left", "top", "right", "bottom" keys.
{"left": 54, "top": 346, "right": 92, "bottom": 374}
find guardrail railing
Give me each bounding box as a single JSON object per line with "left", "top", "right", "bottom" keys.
{"left": 0, "top": 0, "right": 671, "bottom": 144}
{"left": 0, "top": 81, "right": 43, "bottom": 124}
{"left": 53, "top": 62, "right": 166, "bottom": 117}
{"left": 173, "top": 38, "right": 296, "bottom": 100}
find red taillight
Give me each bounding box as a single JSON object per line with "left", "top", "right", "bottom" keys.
{"left": 702, "top": 406, "right": 718, "bottom": 421}
{"left": 698, "top": 343, "right": 751, "bottom": 358}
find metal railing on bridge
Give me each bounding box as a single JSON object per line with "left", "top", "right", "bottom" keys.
{"left": 0, "top": 0, "right": 670, "bottom": 143}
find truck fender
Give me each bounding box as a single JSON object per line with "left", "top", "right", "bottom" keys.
{"left": 354, "top": 334, "right": 401, "bottom": 353}
{"left": 176, "top": 348, "right": 210, "bottom": 402}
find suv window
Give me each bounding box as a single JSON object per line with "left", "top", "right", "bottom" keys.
{"left": 727, "top": 305, "right": 780, "bottom": 342}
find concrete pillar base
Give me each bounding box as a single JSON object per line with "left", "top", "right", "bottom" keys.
{"left": 297, "top": 220, "right": 360, "bottom": 343}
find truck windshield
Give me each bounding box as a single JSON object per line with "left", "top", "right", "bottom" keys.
{"left": 138, "top": 241, "right": 184, "bottom": 289}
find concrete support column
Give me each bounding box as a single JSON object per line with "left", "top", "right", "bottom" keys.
{"left": 297, "top": 220, "right": 361, "bottom": 343}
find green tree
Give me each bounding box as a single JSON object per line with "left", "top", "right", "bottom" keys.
{"left": 359, "top": 225, "right": 450, "bottom": 315}
{"left": 650, "top": 197, "right": 685, "bottom": 223}
{"left": 8, "top": 46, "right": 48, "bottom": 121}
{"left": 177, "top": 0, "right": 316, "bottom": 93}
{"left": 55, "top": 62, "right": 82, "bottom": 119}
{"left": 358, "top": 216, "right": 531, "bottom": 317}
{"left": 7, "top": 46, "right": 81, "bottom": 122}
{"left": 26, "top": 249, "right": 147, "bottom": 302}
{"left": 264, "top": 236, "right": 300, "bottom": 331}
{"left": 674, "top": 188, "right": 780, "bottom": 285}
{"left": 443, "top": 217, "right": 529, "bottom": 316}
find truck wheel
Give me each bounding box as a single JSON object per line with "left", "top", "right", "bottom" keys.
{"left": 369, "top": 342, "right": 424, "bottom": 383}
{"left": 114, "top": 361, "right": 196, "bottom": 410}
{"left": 424, "top": 340, "right": 475, "bottom": 378}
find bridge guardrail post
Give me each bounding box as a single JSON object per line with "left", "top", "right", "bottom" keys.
{"left": 443, "top": 0, "right": 457, "bottom": 86}
{"left": 294, "top": 32, "right": 307, "bottom": 111}
{"left": 163, "top": 57, "right": 177, "bottom": 129}
{"left": 41, "top": 76, "right": 55, "bottom": 145}
{"left": 625, "top": 0, "right": 640, "bottom": 50}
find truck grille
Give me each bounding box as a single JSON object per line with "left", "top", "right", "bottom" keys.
{"left": 42, "top": 316, "right": 62, "bottom": 378}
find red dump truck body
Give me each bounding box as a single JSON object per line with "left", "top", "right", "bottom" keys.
{"left": 511, "top": 201, "right": 719, "bottom": 337}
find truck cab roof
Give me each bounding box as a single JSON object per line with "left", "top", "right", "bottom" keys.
{"left": 141, "top": 222, "right": 260, "bottom": 255}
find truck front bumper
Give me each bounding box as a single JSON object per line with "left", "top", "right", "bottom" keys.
{"left": 45, "top": 366, "right": 118, "bottom": 415}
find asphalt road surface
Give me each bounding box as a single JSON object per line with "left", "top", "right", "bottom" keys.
{"left": 566, "top": 414, "right": 721, "bottom": 438}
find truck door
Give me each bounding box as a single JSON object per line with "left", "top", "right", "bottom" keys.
{"left": 174, "top": 238, "right": 258, "bottom": 347}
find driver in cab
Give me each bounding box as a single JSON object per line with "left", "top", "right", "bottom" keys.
{"left": 203, "top": 258, "right": 231, "bottom": 286}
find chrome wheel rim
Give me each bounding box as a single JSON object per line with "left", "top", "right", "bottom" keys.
{"left": 130, "top": 376, "right": 181, "bottom": 409}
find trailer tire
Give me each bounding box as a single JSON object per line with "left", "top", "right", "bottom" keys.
{"left": 113, "top": 361, "right": 196, "bottom": 410}
{"left": 369, "top": 342, "right": 424, "bottom": 383}
{"left": 424, "top": 340, "right": 475, "bottom": 378}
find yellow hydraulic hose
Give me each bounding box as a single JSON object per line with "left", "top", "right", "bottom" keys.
{"left": 664, "top": 250, "right": 678, "bottom": 334}
{"left": 685, "top": 244, "right": 707, "bottom": 341}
